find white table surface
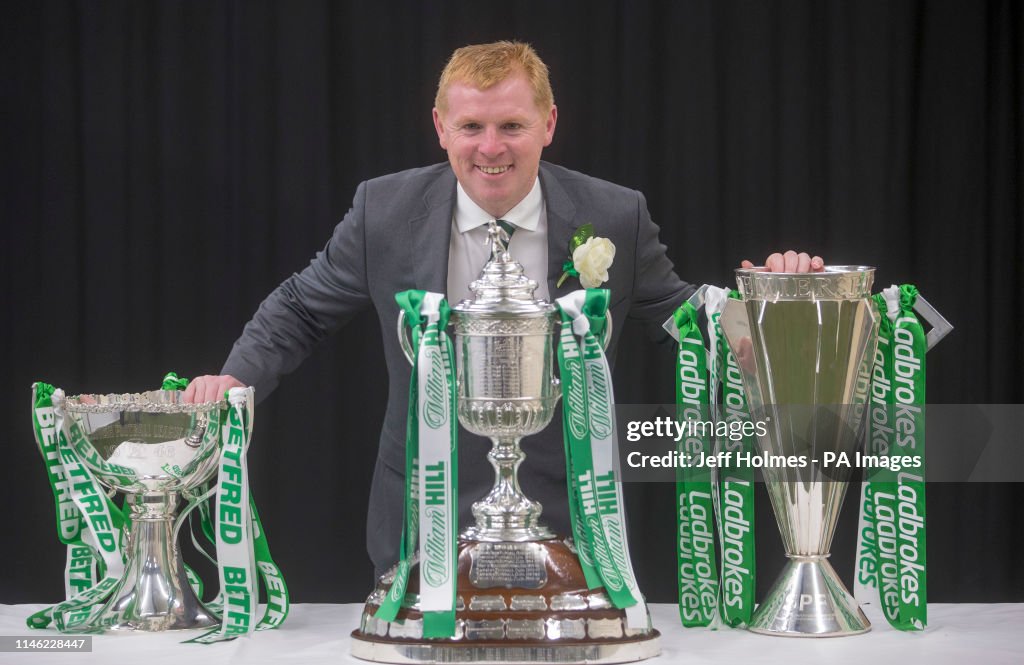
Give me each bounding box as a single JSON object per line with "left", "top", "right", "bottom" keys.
{"left": 2, "top": 603, "right": 1022, "bottom": 664}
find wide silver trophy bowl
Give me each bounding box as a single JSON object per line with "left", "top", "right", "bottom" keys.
{"left": 720, "top": 267, "right": 879, "bottom": 637}
{"left": 352, "top": 224, "right": 659, "bottom": 663}
{"left": 61, "top": 390, "right": 223, "bottom": 632}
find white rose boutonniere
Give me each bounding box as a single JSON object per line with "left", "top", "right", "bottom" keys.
{"left": 556, "top": 224, "right": 616, "bottom": 289}
{"left": 573, "top": 237, "right": 616, "bottom": 288}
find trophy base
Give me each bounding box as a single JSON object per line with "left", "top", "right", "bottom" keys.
{"left": 97, "top": 605, "right": 220, "bottom": 633}
{"left": 350, "top": 634, "right": 661, "bottom": 664}
{"left": 94, "top": 515, "right": 220, "bottom": 633}
{"left": 748, "top": 556, "right": 870, "bottom": 637}
{"left": 351, "top": 538, "right": 659, "bottom": 664}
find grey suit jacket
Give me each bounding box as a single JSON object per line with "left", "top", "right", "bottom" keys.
{"left": 223, "top": 161, "right": 695, "bottom": 574}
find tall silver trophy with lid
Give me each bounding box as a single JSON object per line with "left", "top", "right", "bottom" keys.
{"left": 351, "top": 223, "right": 659, "bottom": 662}
{"left": 719, "top": 266, "right": 879, "bottom": 637}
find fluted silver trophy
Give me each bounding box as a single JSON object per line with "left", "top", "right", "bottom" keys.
{"left": 61, "top": 391, "right": 223, "bottom": 631}
{"left": 351, "top": 224, "right": 658, "bottom": 662}
{"left": 719, "top": 267, "right": 879, "bottom": 637}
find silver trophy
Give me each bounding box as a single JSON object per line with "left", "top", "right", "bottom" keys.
{"left": 352, "top": 223, "right": 659, "bottom": 663}
{"left": 719, "top": 267, "right": 878, "bottom": 637}
{"left": 60, "top": 391, "right": 223, "bottom": 631}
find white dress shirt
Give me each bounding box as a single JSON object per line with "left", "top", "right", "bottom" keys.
{"left": 446, "top": 178, "right": 549, "bottom": 305}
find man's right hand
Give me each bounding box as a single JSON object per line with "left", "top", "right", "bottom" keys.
{"left": 183, "top": 375, "right": 245, "bottom": 403}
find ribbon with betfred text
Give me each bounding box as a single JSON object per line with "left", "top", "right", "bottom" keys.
{"left": 709, "top": 290, "right": 756, "bottom": 627}
{"left": 189, "top": 387, "right": 258, "bottom": 642}
{"left": 28, "top": 383, "right": 128, "bottom": 632}
{"left": 671, "top": 300, "right": 719, "bottom": 627}
{"left": 854, "top": 285, "right": 927, "bottom": 630}
{"left": 189, "top": 386, "right": 291, "bottom": 642}
{"left": 378, "top": 291, "right": 458, "bottom": 637}
{"left": 557, "top": 290, "right": 648, "bottom": 630}
{"left": 162, "top": 375, "right": 290, "bottom": 640}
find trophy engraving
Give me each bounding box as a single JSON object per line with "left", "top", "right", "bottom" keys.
{"left": 469, "top": 543, "right": 548, "bottom": 588}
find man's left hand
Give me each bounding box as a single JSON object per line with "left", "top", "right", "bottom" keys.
{"left": 741, "top": 251, "right": 824, "bottom": 273}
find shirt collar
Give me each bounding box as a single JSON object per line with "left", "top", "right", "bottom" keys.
{"left": 455, "top": 178, "right": 542, "bottom": 234}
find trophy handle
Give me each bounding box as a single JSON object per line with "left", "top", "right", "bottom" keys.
{"left": 397, "top": 310, "right": 415, "bottom": 366}
{"left": 401, "top": 310, "right": 607, "bottom": 363}
{"left": 914, "top": 295, "right": 953, "bottom": 351}
{"left": 601, "top": 310, "right": 613, "bottom": 350}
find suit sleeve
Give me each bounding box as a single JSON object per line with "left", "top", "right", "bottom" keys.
{"left": 221, "top": 181, "right": 373, "bottom": 401}
{"left": 628, "top": 190, "right": 697, "bottom": 341}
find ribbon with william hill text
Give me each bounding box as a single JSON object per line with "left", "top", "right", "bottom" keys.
{"left": 378, "top": 291, "right": 458, "bottom": 637}
{"left": 556, "top": 289, "right": 648, "bottom": 630}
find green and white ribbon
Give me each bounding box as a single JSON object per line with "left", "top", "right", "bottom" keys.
{"left": 666, "top": 286, "right": 756, "bottom": 629}
{"left": 709, "top": 290, "right": 756, "bottom": 627}
{"left": 30, "top": 383, "right": 98, "bottom": 603}
{"left": 378, "top": 291, "right": 458, "bottom": 638}
{"left": 28, "top": 384, "right": 128, "bottom": 633}
{"left": 853, "top": 293, "right": 892, "bottom": 608}
{"left": 855, "top": 285, "right": 928, "bottom": 630}
{"left": 190, "top": 387, "right": 259, "bottom": 642}
{"left": 556, "top": 289, "right": 647, "bottom": 629}
{"left": 671, "top": 300, "right": 719, "bottom": 627}
{"left": 249, "top": 495, "right": 289, "bottom": 630}
{"left": 176, "top": 383, "right": 289, "bottom": 639}
{"left": 556, "top": 300, "right": 603, "bottom": 591}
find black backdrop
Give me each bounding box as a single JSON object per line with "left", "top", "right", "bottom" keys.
{"left": 2, "top": 0, "right": 1021, "bottom": 605}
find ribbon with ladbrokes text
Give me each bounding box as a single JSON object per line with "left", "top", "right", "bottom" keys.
{"left": 30, "top": 378, "right": 289, "bottom": 642}
{"left": 556, "top": 289, "right": 648, "bottom": 630}
{"left": 708, "top": 290, "right": 756, "bottom": 627}
{"left": 671, "top": 300, "right": 719, "bottom": 627}
{"left": 669, "top": 287, "right": 756, "bottom": 629}
{"left": 854, "top": 285, "right": 927, "bottom": 630}
{"left": 378, "top": 291, "right": 458, "bottom": 637}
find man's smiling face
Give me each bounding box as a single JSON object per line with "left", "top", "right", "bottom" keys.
{"left": 433, "top": 73, "right": 557, "bottom": 218}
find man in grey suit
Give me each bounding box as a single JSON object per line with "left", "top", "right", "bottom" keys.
{"left": 186, "top": 41, "right": 822, "bottom": 576}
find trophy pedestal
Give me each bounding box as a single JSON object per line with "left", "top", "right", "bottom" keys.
{"left": 351, "top": 538, "right": 659, "bottom": 664}
{"left": 748, "top": 556, "right": 870, "bottom": 638}
{"left": 98, "top": 495, "right": 218, "bottom": 632}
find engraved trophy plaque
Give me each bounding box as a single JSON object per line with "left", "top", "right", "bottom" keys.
{"left": 351, "top": 224, "right": 659, "bottom": 662}
{"left": 59, "top": 391, "right": 223, "bottom": 632}
{"left": 719, "top": 267, "right": 878, "bottom": 636}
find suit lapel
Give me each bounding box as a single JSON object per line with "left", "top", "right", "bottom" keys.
{"left": 408, "top": 169, "right": 457, "bottom": 295}
{"left": 540, "top": 164, "right": 580, "bottom": 302}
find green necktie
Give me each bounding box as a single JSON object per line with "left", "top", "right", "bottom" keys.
{"left": 496, "top": 219, "right": 516, "bottom": 240}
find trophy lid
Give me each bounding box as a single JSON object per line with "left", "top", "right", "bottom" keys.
{"left": 453, "top": 222, "right": 555, "bottom": 317}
